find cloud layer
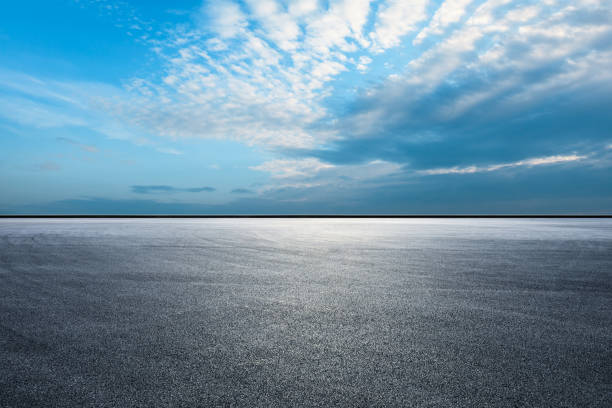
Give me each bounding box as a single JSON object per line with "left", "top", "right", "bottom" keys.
{"left": 2, "top": 0, "right": 612, "bottom": 212}
{"left": 116, "top": 0, "right": 612, "bottom": 173}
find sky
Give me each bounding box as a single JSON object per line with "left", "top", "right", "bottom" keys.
{"left": 1, "top": 0, "right": 611, "bottom": 214}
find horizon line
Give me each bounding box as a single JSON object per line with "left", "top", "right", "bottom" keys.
{"left": 1, "top": 214, "right": 611, "bottom": 219}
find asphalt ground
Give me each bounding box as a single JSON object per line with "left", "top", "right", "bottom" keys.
{"left": 1, "top": 219, "right": 611, "bottom": 407}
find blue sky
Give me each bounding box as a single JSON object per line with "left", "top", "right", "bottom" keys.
{"left": 1, "top": 0, "right": 611, "bottom": 214}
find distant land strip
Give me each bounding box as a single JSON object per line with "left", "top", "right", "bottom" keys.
{"left": 1, "top": 215, "right": 611, "bottom": 218}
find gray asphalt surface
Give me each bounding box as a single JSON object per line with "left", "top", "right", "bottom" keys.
{"left": 1, "top": 218, "right": 611, "bottom": 407}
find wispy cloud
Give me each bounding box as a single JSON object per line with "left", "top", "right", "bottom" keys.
{"left": 369, "top": 0, "right": 429, "bottom": 51}
{"left": 414, "top": 0, "right": 474, "bottom": 44}
{"left": 419, "top": 155, "right": 587, "bottom": 176}
{"left": 131, "top": 185, "right": 215, "bottom": 194}
{"left": 251, "top": 158, "right": 335, "bottom": 178}
{"left": 57, "top": 137, "right": 98, "bottom": 153}
{"left": 251, "top": 158, "right": 403, "bottom": 198}
{"left": 154, "top": 147, "right": 183, "bottom": 155}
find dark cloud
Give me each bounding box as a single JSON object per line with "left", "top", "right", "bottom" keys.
{"left": 231, "top": 188, "right": 254, "bottom": 194}
{"left": 131, "top": 185, "right": 215, "bottom": 194}
{"left": 184, "top": 187, "right": 216, "bottom": 193}
{"left": 296, "top": 77, "right": 612, "bottom": 170}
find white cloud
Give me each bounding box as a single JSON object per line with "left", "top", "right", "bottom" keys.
{"left": 288, "top": 0, "right": 319, "bottom": 17}
{"left": 414, "top": 0, "right": 474, "bottom": 44}
{"left": 357, "top": 55, "right": 372, "bottom": 72}
{"left": 419, "top": 155, "right": 587, "bottom": 175}
{"left": 302, "top": 0, "right": 370, "bottom": 55}
{"left": 245, "top": 0, "right": 300, "bottom": 51}
{"left": 199, "top": 0, "right": 247, "bottom": 38}
{"left": 155, "top": 147, "right": 183, "bottom": 155}
{"left": 251, "top": 158, "right": 334, "bottom": 178}
{"left": 404, "top": 0, "right": 516, "bottom": 91}
{"left": 251, "top": 158, "right": 403, "bottom": 196}
{"left": 251, "top": 156, "right": 402, "bottom": 180}
{"left": 335, "top": 0, "right": 373, "bottom": 47}
{"left": 101, "top": 1, "right": 386, "bottom": 149}
{"left": 337, "top": 160, "right": 402, "bottom": 180}
{"left": 370, "top": 0, "right": 429, "bottom": 52}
